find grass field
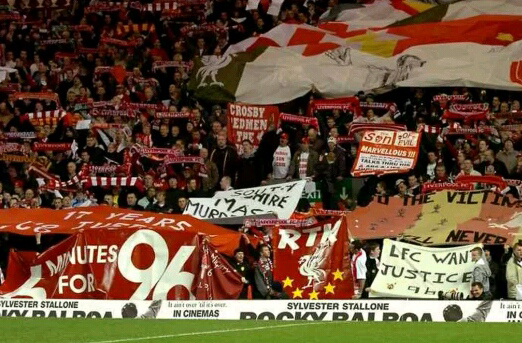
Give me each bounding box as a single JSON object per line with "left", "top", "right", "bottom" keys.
{"left": 0, "top": 319, "right": 521, "bottom": 343}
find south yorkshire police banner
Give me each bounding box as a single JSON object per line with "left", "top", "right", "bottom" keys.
{"left": 369, "top": 239, "right": 480, "bottom": 299}
{"left": 184, "top": 180, "right": 306, "bottom": 220}
{"left": 0, "top": 299, "right": 520, "bottom": 322}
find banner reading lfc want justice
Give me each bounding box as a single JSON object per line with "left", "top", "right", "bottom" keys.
{"left": 273, "top": 218, "right": 354, "bottom": 299}
{"left": 227, "top": 103, "right": 279, "bottom": 153}
{"left": 0, "top": 229, "right": 243, "bottom": 300}
{"left": 347, "top": 190, "right": 522, "bottom": 245}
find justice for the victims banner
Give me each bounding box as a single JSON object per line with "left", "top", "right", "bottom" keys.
{"left": 0, "top": 207, "right": 250, "bottom": 256}
{"left": 370, "top": 240, "right": 479, "bottom": 299}
{"left": 273, "top": 218, "right": 354, "bottom": 299}
{"left": 0, "top": 229, "right": 243, "bottom": 300}
{"left": 227, "top": 103, "right": 279, "bottom": 152}
{"left": 346, "top": 190, "right": 522, "bottom": 246}
{"left": 351, "top": 130, "right": 421, "bottom": 177}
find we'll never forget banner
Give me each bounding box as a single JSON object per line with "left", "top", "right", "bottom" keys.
{"left": 184, "top": 180, "right": 306, "bottom": 219}
{"left": 370, "top": 240, "right": 479, "bottom": 299}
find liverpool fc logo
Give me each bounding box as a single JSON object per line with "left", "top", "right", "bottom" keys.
{"left": 298, "top": 242, "right": 330, "bottom": 290}
{"left": 196, "top": 54, "right": 234, "bottom": 88}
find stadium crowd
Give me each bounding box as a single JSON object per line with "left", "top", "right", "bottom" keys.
{"left": 1, "top": 0, "right": 522, "bottom": 301}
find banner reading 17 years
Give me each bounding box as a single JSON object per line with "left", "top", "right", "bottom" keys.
{"left": 227, "top": 103, "right": 279, "bottom": 153}
{"left": 351, "top": 130, "right": 421, "bottom": 177}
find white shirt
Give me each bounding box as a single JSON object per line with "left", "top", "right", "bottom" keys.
{"left": 272, "top": 145, "right": 291, "bottom": 179}
{"left": 352, "top": 249, "right": 367, "bottom": 281}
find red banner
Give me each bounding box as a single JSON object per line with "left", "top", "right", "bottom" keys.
{"left": 307, "top": 97, "right": 361, "bottom": 117}
{"left": 351, "top": 130, "right": 422, "bottom": 177}
{"left": 227, "top": 103, "right": 279, "bottom": 152}
{"left": 273, "top": 218, "right": 354, "bottom": 299}
{"left": 0, "top": 229, "right": 243, "bottom": 300}
{"left": 0, "top": 207, "right": 253, "bottom": 256}
{"left": 442, "top": 103, "right": 489, "bottom": 121}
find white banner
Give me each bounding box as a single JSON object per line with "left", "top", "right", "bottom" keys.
{"left": 351, "top": 131, "right": 421, "bottom": 176}
{"left": 184, "top": 180, "right": 306, "bottom": 220}
{"left": 370, "top": 240, "right": 480, "bottom": 299}
{"left": 0, "top": 299, "right": 520, "bottom": 322}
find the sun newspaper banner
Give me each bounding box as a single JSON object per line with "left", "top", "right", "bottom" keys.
{"left": 273, "top": 218, "right": 354, "bottom": 300}
{"left": 0, "top": 299, "right": 519, "bottom": 322}
{"left": 369, "top": 240, "right": 479, "bottom": 299}
{"left": 0, "top": 207, "right": 249, "bottom": 256}
{"left": 351, "top": 130, "right": 421, "bottom": 177}
{"left": 184, "top": 180, "right": 306, "bottom": 220}
{"left": 227, "top": 103, "right": 279, "bottom": 153}
{"left": 0, "top": 229, "right": 243, "bottom": 300}
{"left": 346, "top": 190, "right": 522, "bottom": 246}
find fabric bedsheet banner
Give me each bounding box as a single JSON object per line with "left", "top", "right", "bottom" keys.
{"left": 351, "top": 130, "right": 421, "bottom": 176}
{"left": 0, "top": 207, "right": 248, "bottom": 256}
{"left": 273, "top": 218, "right": 354, "bottom": 299}
{"left": 184, "top": 180, "right": 306, "bottom": 220}
{"left": 369, "top": 239, "right": 479, "bottom": 299}
{"left": 346, "top": 190, "right": 522, "bottom": 246}
{"left": 227, "top": 103, "right": 279, "bottom": 153}
{"left": 0, "top": 229, "right": 243, "bottom": 300}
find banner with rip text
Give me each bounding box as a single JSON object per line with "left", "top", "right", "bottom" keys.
{"left": 0, "top": 229, "right": 243, "bottom": 300}
{"left": 369, "top": 239, "right": 480, "bottom": 299}
{"left": 273, "top": 218, "right": 354, "bottom": 300}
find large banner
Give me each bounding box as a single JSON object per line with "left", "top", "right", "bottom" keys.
{"left": 0, "top": 299, "right": 519, "bottom": 322}
{"left": 346, "top": 190, "right": 522, "bottom": 246}
{"left": 184, "top": 180, "right": 306, "bottom": 220}
{"left": 0, "top": 207, "right": 248, "bottom": 255}
{"left": 0, "top": 229, "right": 243, "bottom": 300}
{"left": 273, "top": 218, "right": 354, "bottom": 299}
{"left": 351, "top": 130, "right": 421, "bottom": 177}
{"left": 369, "top": 240, "right": 479, "bottom": 299}
{"left": 227, "top": 103, "right": 279, "bottom": 153}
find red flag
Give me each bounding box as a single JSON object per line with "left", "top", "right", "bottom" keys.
{"left": 273, "top": 218, "right": 354, "bottom": 300}
{"left": 193, "top": 240, "right": 243, "bottom": 300}
{"left": 111, "top": 66, "right": 127, "bottom": 84}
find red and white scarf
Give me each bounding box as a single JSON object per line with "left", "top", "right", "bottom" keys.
{"left": 442, "top": 103, "right": 489, "bottom": 121}
{"left": 279, "top": 113, "right": 319, "bottom": 129}
{"left": 347, "top": 123, "right": 406, "bottom": 139}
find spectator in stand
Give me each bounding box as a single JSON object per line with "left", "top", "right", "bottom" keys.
{"left": 477, "top": 149, "right": 509, "bottom": 177}
{"left": 270, "top": 132, "right": 292, "bottom": 182}
{"left": 468, "top": 282, "right": 492, "bottom": 300}
{"left": 150, "top": 191, "right": 172, "bottom": 213}
{"left": 125, "top": 192, "right": 140, "bottom": 211}
{"left": 287, "top": 137, "right": 318, "bottom": 180}
{"left": 253, "top": 244, "right": 284, "bottom": 299}
{"left": 351, "top": 240, "right": 367, "bottom": 299}
{"left": 236, "top": 140, "right": 261, "bottom": 189}
{"left": 176, "top": 197, "right": 188, "bottom": 214}
{"left": 210, "top": 133, "right": 238, "bottom": 184}
{"left": 485, "top": 248, "right": 499, "bottom": 298}
{"left": 471, "top": 247, "right": 492, "bottom": 296}
{"left": 506, "top": 242, "right": 522, "bottom": 299}
{"left": 138, "top": 187, "right": 156, "bottom": 210}
{"left": 425, "top": 151, "right": 438, "bottom": 180}
{"left": 219, "top": 176, "right": 233, "bottom": 191}
{"left": 362, "top": 242, "right": 380, "bottom": 299}
{"left": 407, "top": 173, "right": 421, "bottom": 196}
{"left": 496, "top": 139, "right": 518, "bottom": 175}
{"left": 459, "top": 159, "right": 482, "bottom": 176}
{"left": 232, "top": 248, "right": 251, "bottom": 299}
{"left": 198, "top": 148, "right": 219, "bottom": 193}
{"left": 433, "top": 164, "right": 450, "bottom": 183}
{"left": 186, "top": 178, "right": 205, "bottom": 198}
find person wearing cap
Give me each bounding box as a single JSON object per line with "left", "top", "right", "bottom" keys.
{"left": 287, "top": 137, "right": 319, "bottom": 180}
{"left": 270, "top": 132, "right": 292, "bottom": 181}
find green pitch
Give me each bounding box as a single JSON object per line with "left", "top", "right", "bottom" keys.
{"left": 0, "top": 319, "right": 519, "bottom": 343}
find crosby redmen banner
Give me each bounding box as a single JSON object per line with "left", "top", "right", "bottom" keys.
{"left": 273, "top": 218, "right": 354, "bottom": 299}
{"left": 0, "top": 229, "right": 243, "bottom": 300}
{"left": 227, "top": 103, "right": 279, "bottom": 152}
{"left": 351, "top": 130, "right": 421, "bottom": 176}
